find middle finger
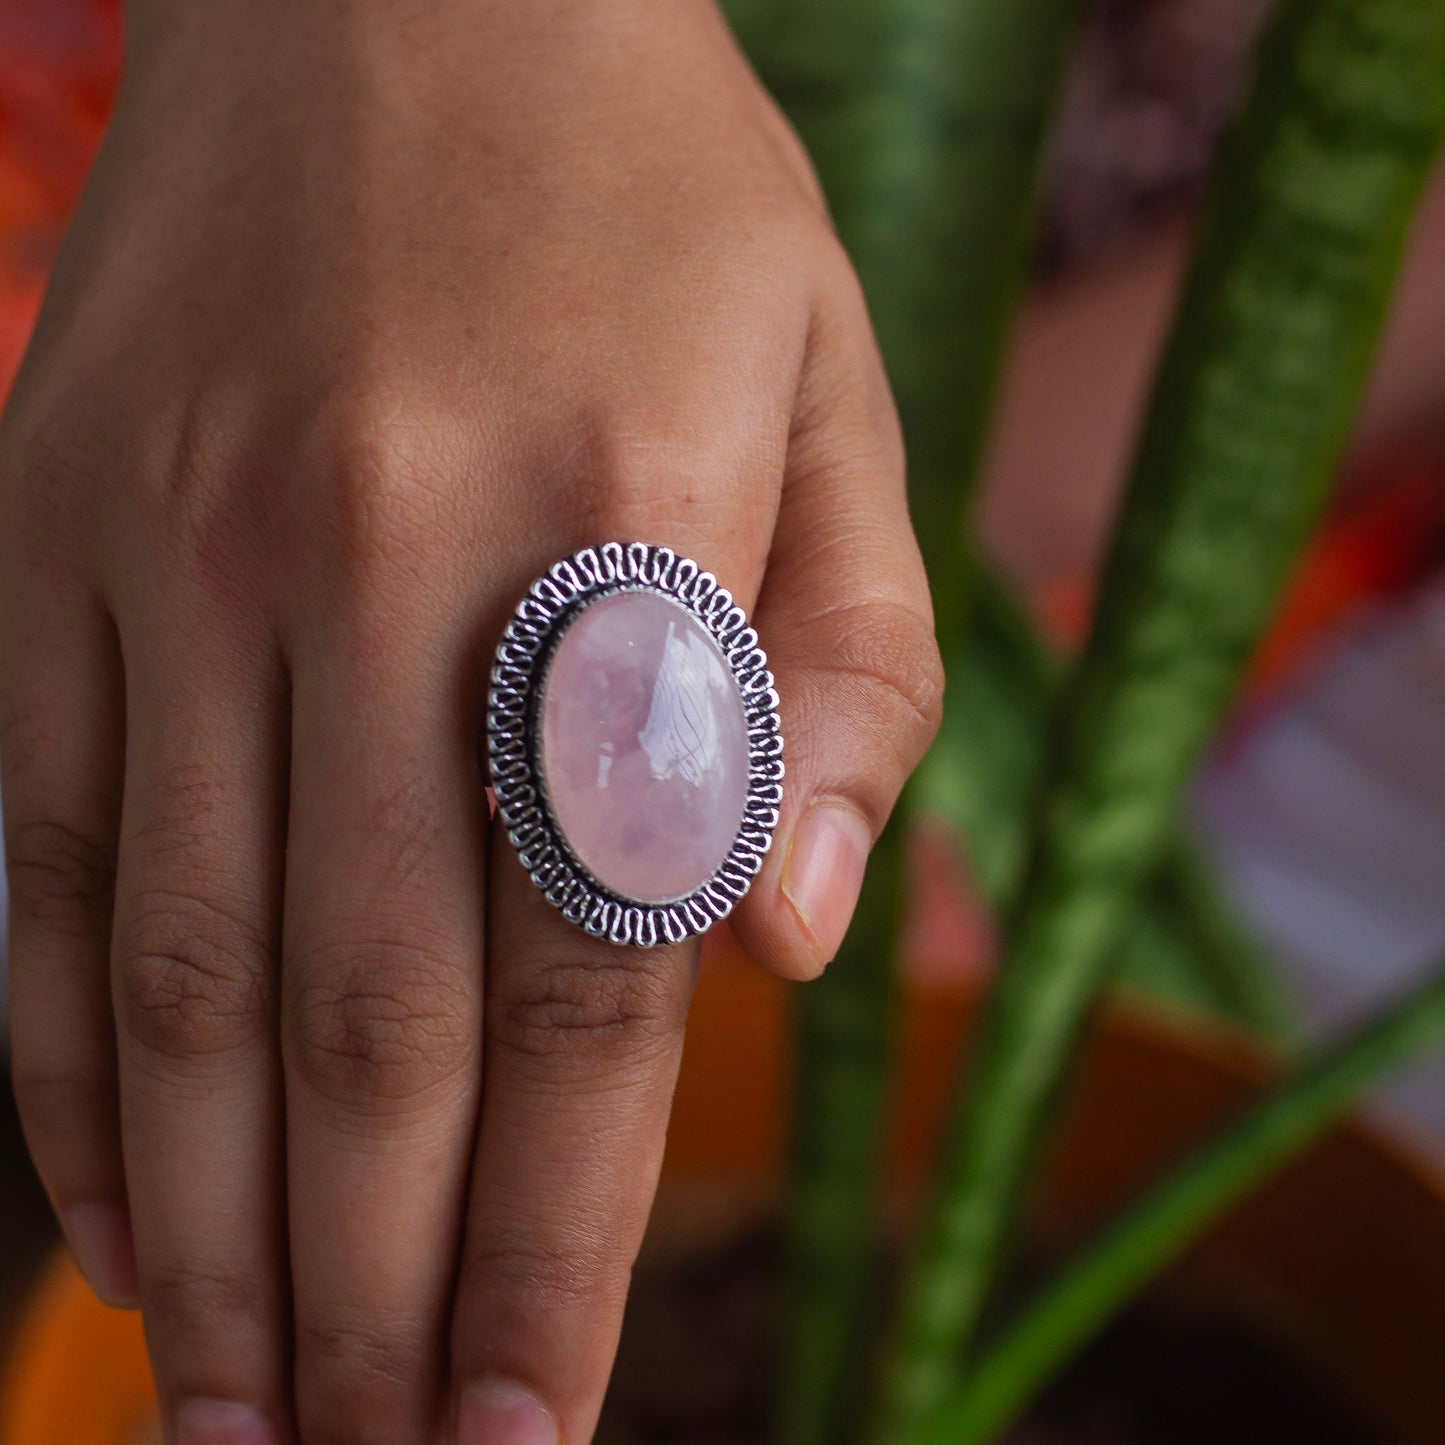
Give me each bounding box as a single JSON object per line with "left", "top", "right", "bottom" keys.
{"left": 282, "top": 601, "right": 489, "bottom": 1445}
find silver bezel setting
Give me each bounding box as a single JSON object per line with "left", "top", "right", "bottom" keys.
{"left": 487, "top": 542, "right": 784, "bottom": 946}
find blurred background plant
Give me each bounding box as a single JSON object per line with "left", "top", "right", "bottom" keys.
{"left": 713, "top": 0, "right": 1445, "bottom": 1441}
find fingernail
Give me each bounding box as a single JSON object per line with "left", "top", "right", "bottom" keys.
{"left": 458, "top": 1380, "right": 559, "bottom": 1445}
{"left": 782, "top": 801, "right": 872, "bottom": 966}
{"left": 66, "top": 1201, "right": 139, "bottom": 1307}
{"left": 176, "top": 1400, "right": 279, "bottom": 1445}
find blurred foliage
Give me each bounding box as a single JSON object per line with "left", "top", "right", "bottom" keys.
{"left": 721, "top": 0, "right": 1080, "bottom": 630}
{"left": 918, "top": 560, "right": 1295, "bottom": 1035}
{"left": 928, "top": 963, "right": 1445, "bottom": 1443}
{"left": 877, "top": 0, "right": 1445, "bottom": 1436}
{"left": 723, "top": 0, "right": 1445, "bottom": 1442}
{"left": 718, "top": 4, "right": 1088, "bottom": 1441}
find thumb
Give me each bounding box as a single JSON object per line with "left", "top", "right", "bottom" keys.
{"left": 729, "top": 270, "right": 943, "bottom": 979}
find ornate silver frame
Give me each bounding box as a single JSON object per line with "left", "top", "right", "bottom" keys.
{"left": 487, "top": 542, "right": 784, "bottom": 946}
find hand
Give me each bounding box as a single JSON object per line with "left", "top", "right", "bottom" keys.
{"left": 0, "top": 2, "right": 942, "bottom": 1441}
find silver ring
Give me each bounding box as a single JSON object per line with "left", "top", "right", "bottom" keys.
{"left": 486, "top": 542, "right": 784, "bottom": 946}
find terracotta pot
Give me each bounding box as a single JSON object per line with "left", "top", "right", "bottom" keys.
{"left": 5, "top": 965, "right": 1445, "bottom": 1444}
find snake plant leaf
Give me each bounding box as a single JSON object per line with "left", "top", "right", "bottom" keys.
{"left": 875, "top": 0, "right": 1445, "bottom": 1436}
{"left": 917, "top": 559, "right": 1295, "bottom": 1035}
{"left": 721, "top": 0, "right": 1083, "bottom": 638}
{"left": 927, "top": 964, "right": 1445, "bottom": 1444}
{"left": 717, "top": 5, "right": 1087, "bottom": 1442}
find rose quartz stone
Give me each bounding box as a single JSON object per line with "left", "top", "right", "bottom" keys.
{"left": 539, "top": 589, "right": 750, "bottom": 904}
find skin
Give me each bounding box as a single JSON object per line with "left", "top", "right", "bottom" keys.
{"left": 0, "top": 2, "right": 942, "bottom": 1444}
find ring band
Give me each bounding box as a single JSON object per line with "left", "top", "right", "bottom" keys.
{"left": 487, "top": 542, "right": 784, "bottom": 946}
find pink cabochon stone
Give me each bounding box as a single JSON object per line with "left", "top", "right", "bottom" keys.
{"left": 538, "top": 589, "right": 751, "bottom": 905}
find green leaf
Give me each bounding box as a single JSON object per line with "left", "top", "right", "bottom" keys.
{"left": 722, "top": 0, "right": 1084, "bottom": 641}
{"left": 716, "top": 7, "right": 1088, "bottom": 1444}
{"left": 928, "top": 964, "right": 1445, "bottom": 1444}
{"left": 1123, "top": 840, "right": 1295, "bottom": 1040}
{"left": 873, "top": 0, "right": 1445, "bottom": 1437}
{"left": 917, "top": 561, "right": 1295, "bottom": 1036}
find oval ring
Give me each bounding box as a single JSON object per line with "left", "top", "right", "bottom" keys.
{"left": 486, "top": 542, "right": 784, "bottom": 946}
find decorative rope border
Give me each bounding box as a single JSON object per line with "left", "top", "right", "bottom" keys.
{"left": 487, "top": 542, "right": 784, "bottom": 946}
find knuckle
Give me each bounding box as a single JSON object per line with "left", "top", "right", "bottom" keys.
{"left": 136, "top": 405, "right": 264, "bottom": 603}
{"left": 4, "top": 817, "right": 116, "bottom": 932}
{"left": 573, "top": 417, "right": 679, "bottom": 508}
{"left": 117, "top": 403, "right": 285, "bottom": 617}
{"left": 303, "top": 391, "right": 464, "bottom": 592}
{"left": 152, "top": 403, "right": 233, "bottom": 532}
{"left": 463, "top": 1228, "right": 629, "bottom": 1321}
{"left": 491, "top": 953, "right": 686, "bottom": 1077}
{"left": 558, "top": 410, "right": 746, "bottom": 544}
{"left": 822, "top": 600, "right": 945, "bottom": 756}
{"left": 115, "top": 889, "right": 273, "bottom": 1060}
{"left": 15, "top": 395, "right": 264, "bottom": 616}
{"left": 142, "top": 1256, "right": 267, "bottom": 1336}
{"left": 295, "top": 1310, "right": 430, "bottom": 1445}
{"left": 287, "top": 938, "right": 477, "bottom": 1111}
